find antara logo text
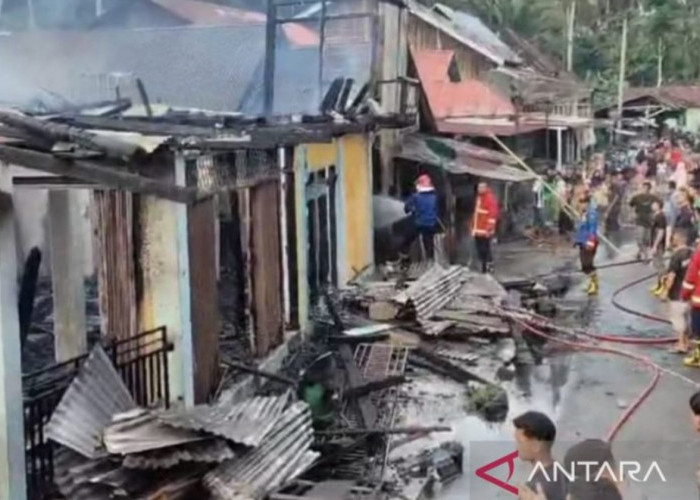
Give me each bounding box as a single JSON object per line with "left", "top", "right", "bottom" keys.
{"left": 475, "top": 451, "right": 667, "bottom": 496}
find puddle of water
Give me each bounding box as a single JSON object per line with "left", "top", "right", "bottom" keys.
{"left": 391, "top": 353, "right": 578, "bottom": 499}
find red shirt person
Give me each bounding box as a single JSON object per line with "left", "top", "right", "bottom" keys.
{"left": 471, "top": 182, "right": 500, "bottom": 273}
{"left": 680, "top": 245, "right": 700, "bottom": 367}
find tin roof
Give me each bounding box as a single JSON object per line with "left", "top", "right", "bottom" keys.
{"left": 45, "top": 345, "right": 137, "bottom": 459}
{"left": 412, "top": 49, "right": 515, "bottom": 120}
{"left": 204, "top": 401, "right": 319, "bottom": 499}
{"left": 431, "top": 4, "right": 521, "bottom": 65}
{"left": 157, "top": 392, "right": 291, "bottom": 447}
{"left": 396, "top": 133, "right": 536, "bottom": 182}
{"left": 406, "top": 0, "right": 520, "bottom": 66}
{"left": 623, "top": 86, "right": 700, "bottom": 109}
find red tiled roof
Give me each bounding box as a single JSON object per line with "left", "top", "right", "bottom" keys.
{"left": 151, "top": 0, "right": 319, "bottom": 47}
{"left": 411, "top": 48, "right": 515, "bottom": 120}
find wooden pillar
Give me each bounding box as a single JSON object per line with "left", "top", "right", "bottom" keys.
{"left": 137, "top": 155, "right": 194, "bottom": 406}
{"left": 48, "top": 190, "right": 87, "bottom": 361}
{"left": 0, "top": 165, "right": 27, "bottom": 500}
{"left": 556, "top": 128, "right": 564, "bottom": 170}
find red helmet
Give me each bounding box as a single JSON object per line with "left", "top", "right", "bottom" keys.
{"left": 416, "top": 174, "right": 433, "bottom": 190}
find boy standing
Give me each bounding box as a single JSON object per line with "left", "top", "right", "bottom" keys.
{"left": 575, "top": 196, "right": 599, "bottom": 296}
{"left": 513, "top": 411, "right": 567, "bottom": 500}
{"left": 663, "top": 230, "right": 693, "bottom": 354}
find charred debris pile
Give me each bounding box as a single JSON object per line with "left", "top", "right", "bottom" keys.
{"left": 38, "top": 262, "right": 569, "bottom": 499}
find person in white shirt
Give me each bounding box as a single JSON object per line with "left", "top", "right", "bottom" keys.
{"left": 533, "top": 179, "right": 546, "bottom": 230}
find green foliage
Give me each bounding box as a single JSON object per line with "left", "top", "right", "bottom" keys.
{"left": 434, "top": 0, "right": 700, "bottom": 104}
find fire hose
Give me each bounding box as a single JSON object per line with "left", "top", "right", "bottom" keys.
{"left": 507, "top": 259, "right": 697, "bottom": 443}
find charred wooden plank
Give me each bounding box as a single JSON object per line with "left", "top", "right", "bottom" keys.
{"left": 221, "top": 359, "right": 297, "bottom": 387}
{"left": 0, "top": 145, "right": 198, "bottom": 204}
{"left": 410, "top": 346, "right": 493, "bottom": 386}
{"left": 343, "top": 375, "right": 406, "bottom": 399}
{"left": 0, "top": 111, "right": 144, "bottom": 160}
{"left": 316, "top": 425, "right": 451, "bottom": 436}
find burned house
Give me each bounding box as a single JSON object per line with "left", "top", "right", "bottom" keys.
{"left": 0, "top": 0, "right": 418, "bottom": 497}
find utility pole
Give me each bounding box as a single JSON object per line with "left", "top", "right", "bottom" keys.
{"left": 657, "top": 39, "right": 663, "bottom": 87}
{"left": 615, "top": 15, "right": 628, "bottom": 143}
{"left": 566, "top": 0, "right": 577, "bottom": 73}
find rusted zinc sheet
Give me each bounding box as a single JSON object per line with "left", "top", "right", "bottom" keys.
{"left": 92, "top": 190, "right": 137, "bottom": 341}
{"left": 204, "top": 401, "right": 319, "bottom": 500}
{"left": 45, "top": 345, "right": 137, "bottom": 458}
{"left": 157, "top": 392, "right": 290, "bottom": 447}
{"left": 249, "top": 180, "right": 283, "bottom": 357}
{"left": 187, "top": 196, "right": 221, "bottom": 403}
{"left": 123, "top": 439, "right": 235, "bottom": 469}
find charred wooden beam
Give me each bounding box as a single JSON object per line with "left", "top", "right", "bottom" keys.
{"left": 410, "top": 346, "right": 493, "bottom": 386}
{"left": 0, "top": 110, "right": 144, "bottom": 160}
{"left": 221, "top": 359, "right": 297, "bottom": 387}
{"left": 13, "top": 175, "right": 97, "bottom": 189}
{"left": 135, "top": 79, "right": 153, "bottom": 118}
{"left": 343, "top": 375, "right": 406, "bottom": 399}
{"left": 0, "top": 145, "right": 198, "bottom": 204}
{"left": 18, "top": 247, "right": 41, "bottom": 349}
{"left": 316, "top": 425, "right": 452, "bottom": 436}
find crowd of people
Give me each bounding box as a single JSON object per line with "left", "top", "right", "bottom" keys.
{"left": 553, "top": 138, "right": 700, "bottom": 369}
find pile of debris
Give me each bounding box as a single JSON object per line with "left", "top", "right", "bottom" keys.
{"left": 45, "top": 346, "right": 318, "bottom": 499}
{"left": 343, "top": 264, "right": 511, "bottom": 340}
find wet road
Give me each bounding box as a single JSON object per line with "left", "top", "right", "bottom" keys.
{"left": 393, "top": 236, "right": 700, "bottom": 499}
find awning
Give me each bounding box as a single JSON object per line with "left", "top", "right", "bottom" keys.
{"left": 436, "top": 114, "right": 594, "bottom": 137}
{"left": 396, "top": 134, "right": 535, "bottom": 182}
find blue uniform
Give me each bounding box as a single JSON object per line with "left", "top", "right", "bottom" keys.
{"left": 575, "top": 205, "right": 599, "bottom": 246}
{"left": 405, "top": 191, "right": 438, "bottom": 229}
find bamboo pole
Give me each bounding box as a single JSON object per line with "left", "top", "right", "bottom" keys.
{"left": 489, "top": 134, "right": 623, "bottom": 255}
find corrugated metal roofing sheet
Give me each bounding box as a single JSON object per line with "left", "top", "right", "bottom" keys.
{"left": 204, "top": 401, "right": 319, "bottom": 500}
{"left": 406, "top": 0, "right": 519, "bottom": 66}
{"left": 123, "top": 439, "right": 235, "bottom": 469}
{"left": 431, "top": 4, "right": 521, "bottom": 65}
{"left": 623, "top": 85, "right": 700, "bottom": 109}
{"left": 45, "top": 345, "right": 137, "bottom": 459}
{"left": 397, "top": 134, "right": 534, "bottom": 182}
{"left": 411, "top": 48, "right": 515, "bottom": 120}
{"left": 157, "top": 392, "right": 290, "bottom": 447}
{"left": 104, "top": 408, "right": 206, "bottom": 455}
{"left": 393, "top": 265, "right": 465, "bottom": 320}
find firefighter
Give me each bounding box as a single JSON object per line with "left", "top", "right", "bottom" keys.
{"left": 680, "top": 243, "right": 700, "bottom": 367}
{"left": 401, "top": 174, "right": 438, "bottom": 262}
{"left": 575, "top": 196, "right": 600, "bottom": 296}
{"left": 471, "top": 181, "right": 499, "bottom": 274}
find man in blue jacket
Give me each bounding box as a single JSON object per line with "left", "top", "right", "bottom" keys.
{"left": 401, "top": 174, "right": 438, "bottom": 262}
{"left": 575, "top": 196, "right": 600, "bottom": 296}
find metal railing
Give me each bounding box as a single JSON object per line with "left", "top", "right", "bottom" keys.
{"left": 22, "top": 327, "right": 172, "bottom": 499}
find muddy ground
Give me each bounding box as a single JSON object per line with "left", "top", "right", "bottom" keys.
{"left": 388, "top": 234, "right": 700, "bottom": 499}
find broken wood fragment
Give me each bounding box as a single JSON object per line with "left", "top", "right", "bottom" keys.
{"left": 343, "top": 375, "right": 407, "bottom": 399}
{"left": 0, "top": 110, "right": 144, "bottom": 160}
{"left": 221, "top": 359, "right": 297, "bottom": 387}
{"left": 0, "top": 145, "right": 199, "bottom": 204}
{"left": 410, "top": 346, "right": 493, "bottom": 386}
{"left": 316, "top": 425, "right": 451, "bottom": 436}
